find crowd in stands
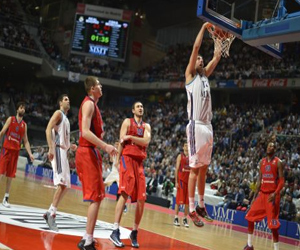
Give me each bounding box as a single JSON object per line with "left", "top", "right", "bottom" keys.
{"left": 67, "top": 56, "right": 125, "bottom": 80}
{"left": 133, "top": 40, "right": 300, "bottom": 83}
{"left": 0, "top": 0, "right": 40, "bottom": 55}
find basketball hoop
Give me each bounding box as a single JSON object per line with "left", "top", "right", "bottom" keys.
{"left": 207, "top": 24, "right": 235, "bottom": 58}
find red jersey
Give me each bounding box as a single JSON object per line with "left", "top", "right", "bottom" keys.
{"left": 178, "top": 153, "right": 190, "bottom": 183}
{"left": 78, "top": 96, "right": 104, "bottom": 147}
{"left": 3, "top": 116, "right": 26, "bottom": 150}
{"left": 260, "top": 156, "right": 280, "bottom": 193}
{"left": 122, "top": 118, "right": 147, "bottom": 161}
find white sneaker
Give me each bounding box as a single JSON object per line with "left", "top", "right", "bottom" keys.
{"left": 173, "top": 217, "right": 180, "bottom": 226}
{"left": 2, "top": 197, "right": 10, "bottom": 208}
{"left": 183, "top": 218, "right": 189, "bottom": 228}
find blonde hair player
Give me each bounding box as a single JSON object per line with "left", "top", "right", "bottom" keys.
{"left": 185, "top": 22, "right": 222, "bottom": 227}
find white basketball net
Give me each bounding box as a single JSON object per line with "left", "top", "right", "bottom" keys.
{"left": 207, "top": 25, "right": 235, "bottom": 58}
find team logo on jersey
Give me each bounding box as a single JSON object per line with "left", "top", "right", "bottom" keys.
{"left": 0, "top": 204, "right": 130, "bottom": 239}
{"left": 137, "top": 128, "right": 143, "bottom": 136}
{"left": 15, "top": 126, "right": 19, "bottom": 132}
{"left": 265, "top": 165, "right": 271, "bottom": 172}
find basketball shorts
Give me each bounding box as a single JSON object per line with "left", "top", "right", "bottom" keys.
{"left": 51, "top": 146, "right": 70, "bottom": 188}
{"left": 119, "top": 155, "right": 146, "bottom": 203}
{"left": 75, "top": 146, "right": 105, "bottom": 202}
{"left": 176, "top": 180, "right": 189, "bottom": 205}
{"left": 246, "top": 191, "right": 280, "bottom": 229}
{"left": 186, "top": 121, "right": 213, "bottom": 168}
{"left": 104, "top": 165, "right": 119, "bottom": 187}
{"left": 0, "top": 148, "right": 19, "bottom": 178}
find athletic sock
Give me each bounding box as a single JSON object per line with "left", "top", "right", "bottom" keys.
{"left": 84, "top": 234, "right": 93, "bottom": 246}
{"left": 199, "top": 195, "right": 205, "bottom": 208}
{"left": 113, "top": 222, "right": 119, "bottom": 230}
{"left": 48, "top": 204, "right": 57, "bottom": 216}
{"left": 247, "top": 234, "right": 253, "bottom": 247}
{"left": 189, "top": 197, "right": 195, "bottom": 212}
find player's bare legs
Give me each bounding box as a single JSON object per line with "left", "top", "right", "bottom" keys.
{"left": 195, "top": 165, "right": 212, "bottom": 222}
{"left": 129, "top": 199, "right": 145, "bottom": 248}
{"left": 188, "top": 168, "right": 203, "bottom": 227}
{"left": 2, "top": 177, "right": 13, "bottom": 208}
{"left": 5, "top": 177, "right": 12, "bottom": 194}
{"left": 110, "top": 192, "right": 128, "bottom": 247}
{"left": 134, "top": 200, "right": 145, "bottom": 227}
{"left": 52, "top": 184, "right": 67, "bottom": 207}
{"left": 87, "top": 201, "right": 101, "bottom": 234}
{"left": 244, "top": 221, "right": 254, "bottom": 250}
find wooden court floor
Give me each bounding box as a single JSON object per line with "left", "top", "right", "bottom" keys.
{"left": 0, "top": 171, "right": 300, "bottom": 250}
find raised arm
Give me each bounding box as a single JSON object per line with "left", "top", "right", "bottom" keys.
{"left": 204, "top": 39, "right": 222, "bottom": 77}
{"left": 185, "top": 22, "right": 210, "bottom": 82}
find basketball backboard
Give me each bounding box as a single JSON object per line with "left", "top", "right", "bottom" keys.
{"left": 196, "top": 0, "right": 300, "bottom": 59}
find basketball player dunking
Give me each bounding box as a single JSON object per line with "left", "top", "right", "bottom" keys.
{"left": 185, "top": 22, "right": 222, "bottom": 227}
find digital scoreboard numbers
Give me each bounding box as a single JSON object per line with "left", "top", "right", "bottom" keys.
{"left": 71, "top": 15, "right": 129, "bottom": 61}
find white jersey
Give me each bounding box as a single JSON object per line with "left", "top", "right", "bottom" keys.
{"left": 50, "top": 110, "right": 71, "bottom": 187}
{"left": 185, "top": 74, "right": 212, "bottom": 123}
{"left": 51, "top": 111, "right": 70, "bottom": 150}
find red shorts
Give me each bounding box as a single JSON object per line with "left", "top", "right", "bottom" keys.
{"left": 75, "top": 146, "right": 105, "bottom": 202}
{"left": 0, "top": 148, "right": 19, "bottom": 178}
{"left": 246, "top": 191, "right": 280, "bottom": 229}
{"left": 119, "top": 155, "right": 146, "bottom": 202}
{"left": 176, "top": 180, "right": 189, "bottom": 205}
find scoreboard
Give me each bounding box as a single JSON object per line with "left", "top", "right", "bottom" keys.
{"left": 71, "top": 14, "right": 130, "bottom": 62}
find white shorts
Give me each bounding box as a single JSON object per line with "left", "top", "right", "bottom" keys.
{"left": 51, "top": 146, "right": 70, "bottom": 188}
{"left": 104, "top": 165, "right": 119, "bottom": 186}
{"left": 186, "top": 121, "right": 213, "bottom": 168}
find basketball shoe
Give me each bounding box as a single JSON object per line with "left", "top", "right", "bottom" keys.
{"left": 110, "top": 229, "right": 124, "bottom": 248}
{"left": 130, "top": 230, "right": 139, "bottom": 248}
{"left": 43, "top": 212, "right": 58, "bottom": 232}
{"left": 77, "top": 239, "right": 98, "bottom": 249}
{"left": 189, "top": 211, "right": 204, "bottom": 227}
{"left": 183, "top": 218, "right": 189, "bottom": 228}
{"left": 2, "top": 197, "right": 10, "bottom": 208}
{"left": 243, "top": 245, "right": 254, "bottom": 250}
{"left": 173, "top": 217, "right": 180, "bottom": 226}
{"left": 77, "top": 240, "right": 97, "bottom": 250}
{"left": 196, "top": 206, "right": 213, "bottom": 222}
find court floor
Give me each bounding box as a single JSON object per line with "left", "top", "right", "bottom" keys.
{"left": 0, "top": 171, "right": 299, "bottom": 250}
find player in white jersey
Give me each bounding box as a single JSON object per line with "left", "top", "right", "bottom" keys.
{"left": 104, "top": 141, "right": 128, "bottom": 212}
{"left": 104, "top": 141, "right": 121, "bottom": 187}
{"left": 43, "top": 94, "right": 77, "bottom": 231}
{"left": 185, "top": 22, "right": 222, "bottom": 227}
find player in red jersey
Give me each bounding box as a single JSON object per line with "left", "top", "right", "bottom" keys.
{"left": 243, "top": 142, "right": 284, "bottom": 250}
{"left": 76, "top": 76, "right": 117, "bottom": 250}
{"left": 174, "top": 142, "right": 190, "bottom": 227}
{"left": 110, "top": 101, "right": 151, "bottom": 248}
{"left": 0, "top": 102, "right": 34, "bottom": 208}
